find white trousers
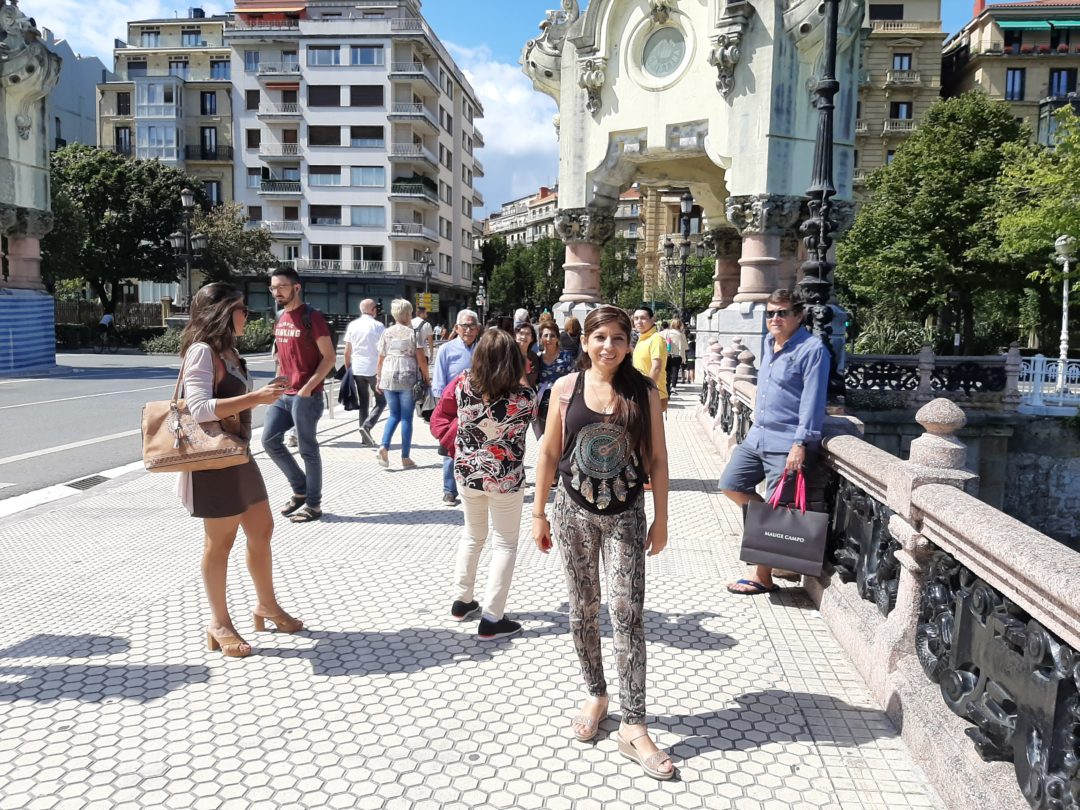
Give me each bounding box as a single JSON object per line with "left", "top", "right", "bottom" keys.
{"left": 454, "top": 487, "right": 525, "bottom": 621}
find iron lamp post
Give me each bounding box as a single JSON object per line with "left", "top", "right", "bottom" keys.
{"left": 662, "top": 191, "right": 697, "bottom": 323}
{"left": 422, "top": 247, "right": 433, "bottom": 296}
{"left": 169, "top": 187, "right": 207, "bottom": 308}
{"left": 476, "top": 276, "right": 487, "bottom": 324}
{"left": 1054, "top": 234, "right": 1076, "bottom": 395}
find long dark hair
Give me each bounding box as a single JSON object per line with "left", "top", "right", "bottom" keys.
{"left": 180, "top": 283, "right": 244, "bottom": 357}
{"left": 470, "top": 327, "right": 524, "bottom": 401}
{"left": 579, "top": 306, "right": 654, "bottom": 460}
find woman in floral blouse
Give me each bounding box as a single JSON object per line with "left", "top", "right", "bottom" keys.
{"left": 441, "top": 328, "right": 536, "bottom": 640}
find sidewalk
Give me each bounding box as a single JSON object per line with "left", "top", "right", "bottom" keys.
{"left": 0, "top": 387, "right": 942, "bottom": 810}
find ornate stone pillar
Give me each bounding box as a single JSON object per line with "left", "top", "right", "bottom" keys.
{"left": 725, "top": 194, "right": 803, "bottom": 302}
{"left": 2, "top": 208, "right": 54, "bottom": 291}
{"left": 553, "top": 204, "right": 615, "bottom": 306}
{"left": 705, "top": 227, "right": 742, "bottom": 309}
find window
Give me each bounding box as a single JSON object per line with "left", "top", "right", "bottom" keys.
{"left": 461, "top": 197, "right": 472, "bottom": 217}
{"left": 1004, "top": 30, "right": 1023, "bottom": 51}
{"left": 114, "top": 126, "right": 131, "bottom": 153}
{"left": 439, "top": 180, "right": 452, "bottom": 204}
{"left": 353, "top": 245, "right": 383, "bottom": 262}
{"left": 169, "top": 60, "right": 189, "bottom": 79}
{"left": 244, "top": 50, "right": 260, "bottom": 72}
{"left": 892, "top": 53, "right": 912, "bottom": 72}
{"left": 350, "top": 85, "right": 383, "bottom": 107}
{"left": 210, "top": 60, "right": 230, "bottom": 80}
{"left": 351, "top": 206, "right": 385, "bottom": 227}
{"left": 462, "top": 228, "right": 471, "bottom": 246}
{"left": 889, "top": 101, "right": 912, "bottom": 120}
{"left": 200, "top": 126, "right": 217, "bottom": 152}
{"left": 204, "top": 181, "right": 222, "bottom": 205}
{"left": 116, "top": 92, "right": 131, "bottom": 116}
{"left": 282, "top": 50, "right": 299, "bottom": 67}
{"left": 462, "top": 132, "right": 472, "bottom": 153}
{"left": 248, "top": 205, "right": 263, "bottom": 222}
{"left": 441, "top": 145, "right": 453, "bottom": 169}
{"left": 140, "top": 29, "right": 160, "bottom": 47}
{"left": 1052, "top": 28, "right": 1072, "bottom": 50}
{"left": 461, "top": 261, "right": 471, "bottom": 280}
{"left": 285, "top": 244, "right": 300, "bottom": 262}
{"left": 281, "top": 167, "right": 300, "bottom": 181}
{"left": 308, "top": 166, "right": 341, "bottom": 186}
{"left": 310, "top": 205, "right": 342, "bottom": 226}
{"left": 462, "top": 166, "right": 472, "bottom": 187}
{"left": 441, "top": 253, "right": 452, "bottom": 275}
{"left": 868, "top": 4, "right": 903, "bottom": 20}
{"left": 308, "top": 125, "right": 341, "bottom": 146}
{"left": 283, "top": 206, "right": 299, "bottom": 221}
{"left": 886, "top": 149, "right": 896, "bottom": 165}
{"left": 127, "top": 60, "right": 147, "bottom": 78}
{"left": 350, "top": 125, "right": 384, "bottom": 147}
{"left": 1051, "top": 68, "right": 1077, "bottom": 97}
{"left": 440, "top": 217, "right": 451, "bottom": 239}
{"left": 351, "top": 46, "right": 384, "bottom": 65}
{"left": 312, "top": 244, "right": 341, "bottom": 261}
{"left": 247, "top": 168, "right": 262, "bottom": 188}
{"left": 308, "top": 85, "right": 340, "bottom": 107}
{"left": 246, "top": 89, "right": 260, "bottom": 111}
{"left": 440, "top": 107, "right": 453, "bottom": 133}
{"left": 350, "top": 166, "right": 385, "bottom": 186}
{"left": 246, "top": 129, "right": 261, "bottom": 149}
{"left": 308, "top": 46, "right": 340, "bottom": 66}
{"left": 181, "top": 29, "right": 201, "bottom": 47}
{"left": 200, "top": 91, "right": 217, "bottom": 116}
{"left": 1006, "top": 68, "right": 1026, "bottom": 101}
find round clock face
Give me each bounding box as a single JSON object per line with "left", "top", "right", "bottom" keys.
{"left": 642, "top": 27, "right": 686, "bottom": 78}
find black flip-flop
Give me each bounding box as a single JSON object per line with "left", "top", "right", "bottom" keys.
{"left": 289, "top": 505, "right": 322, "bottom": 523}
{"left": 726, "top": 578, "right": 780, "bottom": 595}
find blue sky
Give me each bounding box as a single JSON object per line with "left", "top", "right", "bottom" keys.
{"left": 38, "top": 0, "right": 978, "bottom": 214}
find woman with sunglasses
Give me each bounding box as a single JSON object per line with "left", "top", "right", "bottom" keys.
{"left": 179, "top": 283, "right": 304, "bottom": 657}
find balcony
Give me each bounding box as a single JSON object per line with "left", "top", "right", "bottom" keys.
{"left": 473, "top": 129, "right": 485, "bottom": 147}
{"left": 870, "top": 20, "right": 941, "bottom": 34}
{"left": 389, "top": 61, "right": 438, "bottom": 89}
{"left": 259, "top": 142, "right": 301, "bottom": 160}
{"left": 853, "top": 168, "right": 868, "bottom": 186}
{"left": 259, "top": 180, "right": 302, "bottom": 196}
{"left": 226, "top": 19, "right": 301, "bottom": 33}
{"left": 293, "top": 259, "right": 430, "bottom": 277}
{"left": 859, "top": 70, "right": 872, "bottom": 86}
{"left": 389, "top": 182, "right": 438, "bottom": 205}
{"left": 184, "top": 145, "right": 234, "bottom": 162}
{"left": 259, "top": 220, "right": 303, "bottom": 237}
{"left": 472, "top": 157, "right": 484, "bottom": 177}
{"left": 389, "top": 222, "right": 439, "bottom": 242}
{"left": 256, "top": 63, "right": 301, "bottom": 77}
{"left": 886, "top": 70, "right": 921, "bottom": 86}
{"left": 883, "top": 118, "right": 917, "bottom": 135}
{"left": 472, "top": 188, "right": 484, "bottom": 206}
{"left": 389, "top": 142, "right": 437, "bottom": 167}
{"left": 257, "top": 103, "right": 301, "bottom": 119}
{"left": 388, "top": 102, "right": 438, "bottom": 132}
{"left": 855, "top": 119, "right": 868, "bottom": 134}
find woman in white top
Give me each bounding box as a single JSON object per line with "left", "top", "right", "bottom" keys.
{"left": 661, "top": 318, "right": 690, "bottom": 393}
{"left": 376, "top": 298, "right": 430, "bottom": 469}
{"left": 179, "top": 283, "right": 303, "bottom": 658}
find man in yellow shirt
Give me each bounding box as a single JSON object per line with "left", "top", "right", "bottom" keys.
{"left": 632, "top": 307, "right": 668, "bottom": 410}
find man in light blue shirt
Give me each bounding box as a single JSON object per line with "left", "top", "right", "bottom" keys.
{"left": 719, "top": 289, "right": 830, "bottom": 595}
{"left": 432, "top": 308, "right": 481, "bottom": 505}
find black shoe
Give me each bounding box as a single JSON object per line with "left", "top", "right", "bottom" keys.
{"left": 477, "top": 617, "right": 522, "bottom": 640}
{"left": 450, "top": 600, "right": 481, "bottom": 622}
{"left": 442, "top": 493, "right": 460, "bottom": 506}
{"left": 359, "top": 426, "right": 375, "bottom": 447}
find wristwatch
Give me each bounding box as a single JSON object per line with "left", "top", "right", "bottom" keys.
{"left": 793, "top": 440, "right": 805, "bottom": 448}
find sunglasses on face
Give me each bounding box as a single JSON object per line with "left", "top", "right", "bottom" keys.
{"left": 459, "top": 323, "right": 480, "bottom": 330}
{"left": 766, "top": 308, "right": 797, "bottom": 320}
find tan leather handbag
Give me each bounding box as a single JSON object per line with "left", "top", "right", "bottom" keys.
{"left": 141, "top": 355, "right": 250, "bottom": 473}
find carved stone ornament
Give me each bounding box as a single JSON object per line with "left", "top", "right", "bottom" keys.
{"left": 577, "top": 56, "right": 607, "bottom": 116}
{"left": 831, "top": 199, "right": 858, "bottom": 239}
{"left": 521, "top": 1, "right": 580, "bottom": 100}
{"left": 0, "top": 0, "right": 61, "bottom": 141}
{"left": 0, "top": 203, "right": 54, "bottom": 239}
{"left": 649, "top": 0, "right": 673, "bottom": 25}
{"left": 704, "top": 227, "right": 742, "bottom": 258}
{"left": 725, "top": 194, "right": 804, "bottom": 236}
{"left": 554, "top": 206, "right": 616, "bottom": 245}
{"left": 782, "top": 0, "right": 864, "bottom": 53}
{"left": 708, "top": 1, "right": 754, "bottom": 98}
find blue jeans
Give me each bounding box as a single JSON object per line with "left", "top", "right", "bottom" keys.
{"left": 443, "top": 456, "right": 458, "bottom": 498}
{"left": 381, "top": 388, "right": 416, "bottom": 458}
{"left": 262, "top": 394, "right": 324, "bottom": 508}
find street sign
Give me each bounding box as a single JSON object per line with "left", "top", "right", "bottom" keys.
{"left": 415, "top": 292, "right": 440, "bottom": 313}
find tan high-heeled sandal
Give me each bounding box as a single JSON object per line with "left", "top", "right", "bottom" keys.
{"left": 617, "top": 729, "right": 674, "bottom": 780}
{"left": 571, "top": 696, "right": 609, "bottom": 742}
{"left": 206, "top": 628, "right": 252, "bottom": 658}
{"left": 253, "top": 611, "right": 304, "bottom": 633}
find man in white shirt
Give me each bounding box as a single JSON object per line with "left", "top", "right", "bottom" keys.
{"left": 343, "top": 298, "right": 386, "bottom": 447}
{"left": 412, "top": 305, "right": 434, "bottom": 360}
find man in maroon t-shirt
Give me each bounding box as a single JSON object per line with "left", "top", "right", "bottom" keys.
{"left": 262, "top": 267, "right": 337, "bottom": 522}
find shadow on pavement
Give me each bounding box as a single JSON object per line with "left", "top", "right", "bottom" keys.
{"left": 659, "top": 689, "right": 899, "bottom": 762}
{"left": 322, "top": 510, "right": 463, "bottom": 525}
{"left": 514, "top": 606, "right": 737, "bottom": 651}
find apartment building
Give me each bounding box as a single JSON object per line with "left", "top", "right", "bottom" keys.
{"left": 854, "top": 1, "right": 946, "bottom": 192}
{"left": 97, "top": 9, "right": 235, "bottom": 206}
{"left": 482, "top": 186, "right": 558, "bottom": 247}
{"left": 943, "top": 0, "right": 1080, "bottom": 146}
{"left": 227, "top": 0, "right": 484, "bottom": 319}
{"left": 44, "top": 28, "right": 112, "bottom": 150}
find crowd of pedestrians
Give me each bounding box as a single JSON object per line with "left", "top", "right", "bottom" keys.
{"left": 175, "top": 279, "right": 826, "bottom": 782}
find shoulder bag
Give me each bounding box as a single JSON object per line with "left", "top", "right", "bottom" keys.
{"left": 141, "top": 354, "right": 250, "bottom": 473}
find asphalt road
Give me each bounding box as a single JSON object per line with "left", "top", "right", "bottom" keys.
{"left": 0, "top": 351, "right": 280, "bottom": 500}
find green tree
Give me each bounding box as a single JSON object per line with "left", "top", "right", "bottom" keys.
{"left": 487, "top": 237, "right": 565, "bottom": 316}
{"left": 42, "top": 144, "right": 197, "bottom": 312}
{"left": 836, "top": 93, "right": 1029, "bottom": 351}
{"left": 599, "top": 237, "right": 644, "bottom": 310}
{"left": 192, "top": 202, "right": 278, "bottom": 285}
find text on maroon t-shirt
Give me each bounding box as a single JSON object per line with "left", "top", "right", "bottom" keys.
{"left": 275, "top": 307, "right": 331, "bottom": 394}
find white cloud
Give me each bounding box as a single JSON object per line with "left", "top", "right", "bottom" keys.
{"left": 445, "top": 41, "right": 560, "bottom": 213}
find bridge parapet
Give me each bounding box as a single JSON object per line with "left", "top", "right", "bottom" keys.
{"left": 697, "top": 343, "right": 1080, "bottom": 810}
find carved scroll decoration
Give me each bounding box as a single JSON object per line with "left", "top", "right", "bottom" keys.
{"left": 827, "top": 477, "right": 900, "bottom": 616}
{"left": 708, "top": 1, "right": 754, "bottom": 98}
{"left": 578, "top": 56, "right": 607, "bottom": 116}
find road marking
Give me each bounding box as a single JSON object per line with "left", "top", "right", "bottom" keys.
{"left": 0, "top": 384, "right": 172, "bottom": 411}
{"left": 0, "top": 430, "right": 141, "bottom": 468}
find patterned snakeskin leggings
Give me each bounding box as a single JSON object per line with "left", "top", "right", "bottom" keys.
{"left": 553, "top": 488, "right": 648, "bottom": 725}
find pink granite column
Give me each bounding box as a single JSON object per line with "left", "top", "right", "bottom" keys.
{"left": 707, "top": 228, "right": 742, "bottom": 309}
{"left": 4, "top": 237, "right": 45, "bottom": 291}
{"left": 724, "top": 194, "right": 803, "bottom": 304}
{"left": 560, "top": 241, "right": 601, "bottom": 304}
{"left": 553, "top": 204, "right": 615, "bottom": 305}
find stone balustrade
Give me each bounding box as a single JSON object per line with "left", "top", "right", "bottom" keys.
{"left": 696, "top": 338, "right": 1080, "bottom": 810}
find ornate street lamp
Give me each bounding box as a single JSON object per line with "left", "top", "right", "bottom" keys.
{"left": 1054, "top": 234, "right": 1076, "bottom": 395}
{"left": 663, "top": 190, "right": 697, "bottom": 323}
{"left": 171, "top": 187, "right": 207, "bottom": 307}
{"left": 795, "top": 0, "right": 844, "bottom": 403}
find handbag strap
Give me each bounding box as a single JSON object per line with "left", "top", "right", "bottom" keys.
{"left": 768, "top": 472, "right": 789, "bottom": 508}
{"left": 171, "top": 353, "right": 188, "bottom": 405}
{"left": 795, "top": 469, "right": 808, "bottom": 514}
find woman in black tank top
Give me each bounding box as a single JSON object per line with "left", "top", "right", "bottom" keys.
{"left": 531, "top": 306, "right": 674, "bottom": 780}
